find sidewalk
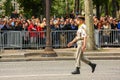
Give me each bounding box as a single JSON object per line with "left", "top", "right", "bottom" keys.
{"left": 0, "top": 48, "right": 120, "bottom": 62}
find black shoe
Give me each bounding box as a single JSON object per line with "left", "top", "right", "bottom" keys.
{"left": 71, "top": 70, "right": 80, "bottom": 74}
{"left": 89, "top": 63, "right": 96, "bottom": 73}
{"left": 91, "top": 63, "right": 96, "bottom": 73}
{"left": 71, "top": 67, "right": 80, "bottom": 74}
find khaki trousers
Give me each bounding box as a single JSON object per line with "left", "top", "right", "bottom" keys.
{"left": 75, "top": 43, "right": 91, "bottom": 68}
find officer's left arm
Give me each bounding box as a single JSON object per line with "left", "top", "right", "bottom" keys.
{"left": 81, "top": 29, "right": 87, "bottom": 52}
{"left": 67, "top": 36, "right": 78, "bottom": 47}
{"left": 81, "top": 36, "right": 87, "bottom": 52}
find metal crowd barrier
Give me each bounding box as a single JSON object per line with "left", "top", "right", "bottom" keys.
{"left": 3, "top": 31, "right": 22, "bottom": 49}
{"left": 0, "top": 30, "right": 77, "bottom": 50}
{"left": 95, "top": 29, "right": 120, "bottom": 47}
{"left": 0, "top": 32, "right": 4, "bottom": 52}
{"left": 0, "top": 30, "right": 120, "bottom": 51}
{"left": 51, "top": 30, "right": 76, "bottom": 48}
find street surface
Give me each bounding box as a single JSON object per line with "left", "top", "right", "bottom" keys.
{"left": 0, "top": 60, "right": 120, "bottom": 80}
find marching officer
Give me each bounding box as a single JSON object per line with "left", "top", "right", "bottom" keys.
{"left": 67, "top": 16, "right": 96, "bottom": 74}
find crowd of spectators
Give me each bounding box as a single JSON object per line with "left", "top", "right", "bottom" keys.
{"left": 0, "top": 12, "right": 79, "bottom": 48}
{"left": 93, "top": 16, "right": 120, "bottom": 30}
{"left": 0, "top": 11, "right": 120, "bottom": 47}
{"left": 93, "top": 16, "right": 120, "bottom": 45}
{"left": 0, "top": 13, "right": 120, "bottom": 32}
{"left": 0, "top": 11, "right": 79, "bottom": 31}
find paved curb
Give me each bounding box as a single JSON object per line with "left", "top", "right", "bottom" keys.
{"left": 1, "top": 57, "right": 120, "bottom": 62}
{"left": 0, "top": 48, "right": 120, "bottom": 62}
{"left": 0, "top": 55, "right": 120, "bottom": 62}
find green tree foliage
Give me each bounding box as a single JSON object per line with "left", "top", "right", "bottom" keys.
{"left": 93, "top": 0, "right": 120, "bottom": 18}
{"left": 17, "top": 0, "right": 119, "bottom": 18}
{"left": 51, "top": 0, "right": 84, "bottom": 17}
{"left": 17, "top": 0, "right": 45, "bottom": 18}
{"left": 93, "top": 0, "right": 105, "bottom": 18}
{"left": 51, "top": 0, "right": 66, "bottom": 17}
{"left": 51, "top": 0, "right": 74, "bottom": 17}
{"left": 17, "top": 0, "right": 75, "bottom": 18}
{"left": 4, "top": 0, "right": 13, "bottom": 16}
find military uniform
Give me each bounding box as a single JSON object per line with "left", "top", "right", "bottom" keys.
{"left": 71, "top": 23, "right": 96, "bottom": 74}
{"left": 75, "top": 23, "right": 91, "bottom": 68}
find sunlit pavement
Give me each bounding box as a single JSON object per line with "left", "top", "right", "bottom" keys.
{"left": 0, "top": 60, "right": 120, "bottom": 80}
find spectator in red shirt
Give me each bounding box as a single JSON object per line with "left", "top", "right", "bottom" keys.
{"left": 37, "top": 21, "right": 45, "bottom": 46}
{"left": 27, "top": 20, "right": 37, "bottom": 47}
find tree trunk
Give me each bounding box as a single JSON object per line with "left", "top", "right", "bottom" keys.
{"left": 112, "top": 0, "right": 117, "bottom": 18}
{"left": 84, "top": 0, "right": 96, "bottom": 50}
{"left": 65, "top": 0, "right": 69, "bottom": 15}
{"left": 116, "top": 1, "right": 120, "bottom": 19}
{"left": 105, "top": 2, "right": 109, "bottom": 16}
{"left": 74, "top": 0, "right": 80, "bottom": 14}
{"left": 96, "top": 4, "right": 100, "bottom": 19}
{"left": 42, "top": 0, "right": 57, "bottom": 57}
{"left": 42, "top": 0, "right": 46, "bottom": 17}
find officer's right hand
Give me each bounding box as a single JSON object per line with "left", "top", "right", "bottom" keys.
{"left": 67, "top": 42, "right": 73, "bottom": 47}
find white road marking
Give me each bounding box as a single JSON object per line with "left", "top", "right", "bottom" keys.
{"left": 0, "top": 74, "right": 72, "bottom": 78}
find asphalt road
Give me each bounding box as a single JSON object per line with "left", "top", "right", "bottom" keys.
{"left": 0, "top": 60, "right": 120, "bottom": 80}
